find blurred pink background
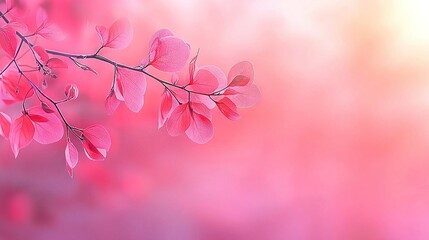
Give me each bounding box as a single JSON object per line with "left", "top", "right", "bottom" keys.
{"left": 1, "top": 0, "right": 429, "bottom": 239}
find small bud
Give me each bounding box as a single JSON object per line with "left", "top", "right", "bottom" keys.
{"left": 65, "top": 84, "right": 79, "bottom": 100}
{"left": 41, "top": 102, "right": 55, "bottom": 113}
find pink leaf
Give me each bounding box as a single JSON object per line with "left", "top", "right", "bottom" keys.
{"left": 227, "top": 84, "right": 261, "bottom": 108}
{"left": 65, "top": 142, "right": 78, "bottom": 177}
{"left": 2, "top": 72, "right": 34, "bottom": 102}
{"left": 216, "top": 97, "right": 241, "bottom": 121}
{"left": 0, "top": 25, "right": 18, "bottom": 58}
{"left": 103, "top": 18, "right": 133, "bottom": 49}
{"left": 37, "top": 24, "right": 66, "bottom": 41}
{"left": 116, "top": 68, "right": 146, "bottom": 113}
{"left": 28, "top": 115, "right": 49, "bottom": 123}
{"left": 228, "top": 61, "right": 254, "bottom": 87}
{"left": 36, "top": 7, "right": 48, "bottom": 28}
{"left": 188, "top": 65, "right": 226, "bottom": 93}
{"left": 146, "top": 29, "right": 190, "bottom": 72}
{"left": 190, "top": 102, "right": 212, "bottom": 120}
{"left": 27, "top": 106, "right": 64, "bottom": 144}
{"left": 35, "top": 8, "right": 65, "bottom": 41}
{"left": 46, "top": 58, "right": 68, "bottom": 69}
{"left": 148, "top": 29, "right": 174, "bottom": 48}
{"left": 190, "top": 94, "right": 216, "bottom": 109}
{"left": 82, "top": 139, "right": 106, "bottom": 161}
{"left": 0, "top": 112, "right": 11, "bottom": 138}
{"left": 105, "top": 90, "right": 120, "bottom": 115}
{"left": 41, "top": 102, "right": 54, "bottom": 113}
{"left": 166, "top": 103, "right": 191, "bottom": 136}
{"left": 8, "top": 22, "right": 28, "bottom": 33}
{"left": 95, "top": 25, "right": 108, "bottom": 47}
{"left": 158, "top": 90, "right": 173, "bottom": 129}
{"left": 185, "top": 112, "right": 214, "bottom": 144}
{"left": 33, "top": 46, "right": 49, "bottom": 64}
{"left": 82, "top": 125, "right": 111, "bottom": 161}
{"left": 9, "top": 115, "right": 35, "bottom": 158}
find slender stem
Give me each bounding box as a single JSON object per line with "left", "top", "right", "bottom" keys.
{"left": 0, "top": 10, "right": 220, "bottom": 131}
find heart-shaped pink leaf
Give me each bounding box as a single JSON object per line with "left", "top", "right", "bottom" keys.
{"left": 166, "top": 103, "right": 191, "bottom": 136}
{"left": 0, "top": 112, "right": 11, "bottom": 138}
{"left": 228, "top": 61, "right": 254, "bottom": 87}
{"left": 116, "top": 68, "right": 147, "bottom": 113}
{"left": 188, "top": 65, "right": 225, "bottom": 93}
{"left": 0, "top": 24, "right": 18, "bottom": 58}
{"left": 82, "top": 139, "right": 106, "bottom": 161}
{"left": 2, "top": 72, "right": 34, "bottom": 102}
{"left": 145, "top": 29, "right": 190, "bottom": 72}
{"left": 35, "top": 8, "right": 65, "bottom": 41}
{"left": 148, "top": 29, "right": 174, "bottom": 48}
{"left": 100, "top": 18, "right": 133, "bottom": 50}
{"left": 95, "top": 25, "right": 108, "bottom": 47}
{"left": 185, "top": 112, "right": 214, "bottom": 144}
{"left": 105, "top": 90, "right": 121, "bottom": 115}
{"left": 82, "top": 125, "right": 111, "bottom": 161}
{"left": 190, "top": 102, "right": 212, "bottom": 120}
{"left": 227, "top": 84, "right": 261, "bottom": 108}
{"left": 27, "top": 106, "right": 64, "bottom": 144}
{"left": 216, "top": 97, "right": 240, "bottom": 121}
{"left": 9, "top": 115, "right": 35, "bottom": 158}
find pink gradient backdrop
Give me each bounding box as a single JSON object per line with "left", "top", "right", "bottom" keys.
{"left": 1, "top": 0, "right": 429, "bottom": 239}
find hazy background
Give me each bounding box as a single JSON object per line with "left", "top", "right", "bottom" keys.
{"left": 1, "top": 0, "right": 429, "bottom": 239}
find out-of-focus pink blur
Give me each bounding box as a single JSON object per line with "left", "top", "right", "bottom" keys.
{"left": 1, "top": 0, "right": 429, "bottom": 239}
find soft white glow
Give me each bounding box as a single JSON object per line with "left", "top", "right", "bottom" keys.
{"left": 391, "top": 0, "right": 429, "bottom": 45}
